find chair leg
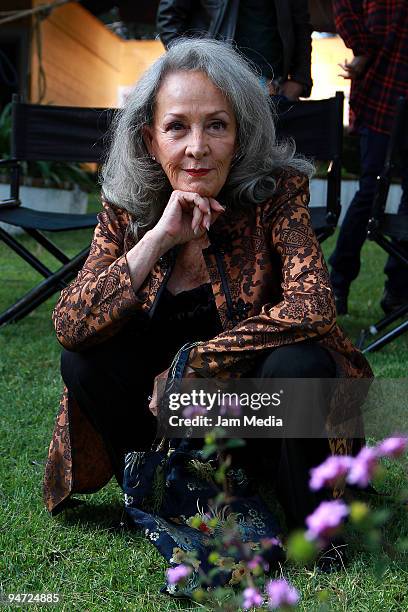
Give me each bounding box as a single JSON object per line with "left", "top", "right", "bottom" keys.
{"left": 0, "top": 225, "right": 58, "bottom": 281}
{"left": 315, "top": 226, "right": 335, "bottom": 244}
{"left": 0, "top": 246, "right": 90, "bottom": 326}
{"left": 362, "top": 317, "right": 408, "bottom": 353}
{"left": 357, "top": 302, "right": 408, "bottom": 350}
{"left": 25, "top": 228, "right": 70, "bottom": 265}
{"left": 357, "top": 232, "right": 408, "bottom": 351}
{"left": 372, "top": 232, "right": 408, "bottom": 266}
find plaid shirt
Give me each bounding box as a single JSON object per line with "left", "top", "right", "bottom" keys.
{"left": 333, "top": 0, "right": 408, "bottom": 134}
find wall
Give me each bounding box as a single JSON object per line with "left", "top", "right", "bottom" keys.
{"left": 30, "top": 0, "right": 164, "bottom": 107}
{"left": 311, "top": 35, "right": 353, "bottom": 124}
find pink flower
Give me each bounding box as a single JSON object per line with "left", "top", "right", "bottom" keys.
{"left": 247, "top": 554, "right": 269, "bottom": 571}
{"left": 261, "top": 536, "right": 283, "bottom": 549}
{"left": 376, "top": 436, "right": 408, "bottom": 459}
{"left": 242, "top": 587, "right": 263, "bottom": 609}
{"left": 266, "top": 578, "right": 300, "bottom": 609}
{"left": 166, "top": 564, "right": 191, "bottom": 585}
{"left": 305, "top": 500, "right": 349, "bottom": 541}
{"left": 220, "top": 397, "right": 241, "bottom": 417}
{"left": 182, "top": 405, "right": 207, "bottom": 419}
{"left": 309, "top": 456, "right": 353, "bottom": 491}
{"left": 346, "top": 447, "right": 378, "bottom": 488}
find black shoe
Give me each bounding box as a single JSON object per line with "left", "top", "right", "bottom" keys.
{"left": 334, "top": 293, "right": 348, "bottom": 316}
{"left": 380, "top": 290, "right": 408, "bottom": 315}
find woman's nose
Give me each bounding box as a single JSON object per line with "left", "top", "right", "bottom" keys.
{"left": 185, "top": 128, "right": 210, "bottom": 159}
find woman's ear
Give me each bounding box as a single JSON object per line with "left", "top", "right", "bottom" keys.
{"left": 142, "top": 125, "right": 155, "bottom": 157}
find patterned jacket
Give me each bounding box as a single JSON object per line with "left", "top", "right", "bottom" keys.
{"left": 43, "top": 170, "right": 373, "bottom": 514}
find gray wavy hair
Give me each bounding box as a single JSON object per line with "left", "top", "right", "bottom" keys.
{"left": 101, "top": 38, "right": 313, "bottom": 239}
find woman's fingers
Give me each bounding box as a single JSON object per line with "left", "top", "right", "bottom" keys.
{"left": 171, "top": 191, "right": 226, "bottom": 235}
{"left": 192, "top": 203, "right": 204, "bottom": 234}
{"left": 209, "top": 198, "right": 225, "bottom": 212}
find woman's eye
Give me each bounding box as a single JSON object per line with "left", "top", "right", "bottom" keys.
{"left": 167, "top": 122, "right": 185, "bottom": 132}
{"left": 209, "top": 120, "right": 226, "bottom": 131}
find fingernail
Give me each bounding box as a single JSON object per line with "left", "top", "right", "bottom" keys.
{"left": 205, "top": 220, "right": 210, "bottom": 231}
{"left": 194, "top": 226, "right": 199, "bottom": 235}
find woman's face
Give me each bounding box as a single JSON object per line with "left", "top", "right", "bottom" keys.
{"left": 144, "top": 70, "right": 237, "bottom": 198}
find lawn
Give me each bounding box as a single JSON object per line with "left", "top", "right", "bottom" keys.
{"left": 0, "top": 202, "right": 407, "bottom": 611}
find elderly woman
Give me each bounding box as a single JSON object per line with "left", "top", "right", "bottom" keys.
{"left": 44, "top": 40, "right": 371, "bottom": 550}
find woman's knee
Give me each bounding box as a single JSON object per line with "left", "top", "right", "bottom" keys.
{"left": 60, "top": 348, "right": 103, "bottom": 391}
{"left": 256, "top": 343, "right": 336, "bottom": 379}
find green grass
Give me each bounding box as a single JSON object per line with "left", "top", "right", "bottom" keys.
{"left": 0, "top": 204, "right": 407, "bottom": 611}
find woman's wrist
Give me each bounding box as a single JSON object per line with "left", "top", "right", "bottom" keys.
{"left": 147, "top": 226, "right": 177, "bottom": 255}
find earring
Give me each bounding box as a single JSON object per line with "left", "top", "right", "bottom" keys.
{"left": 151, "top": 155, "right": 156, "bottom": 161}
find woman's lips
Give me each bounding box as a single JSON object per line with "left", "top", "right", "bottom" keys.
{"left": 185, "top": 169, "right": 211, "bottom": 176}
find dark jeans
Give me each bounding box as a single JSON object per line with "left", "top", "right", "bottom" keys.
{"left": 329, "top": 125, "right": 408, "bottom": 297}
{"left": 61, "top": 326, "right": 337, "bottom": 528}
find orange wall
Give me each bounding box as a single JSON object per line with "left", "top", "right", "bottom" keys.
{"left": 311, "top": 35, "right": 354, "bottom": 124}
{"left": 30, "top": 0, "right": 163, "bottom": 107}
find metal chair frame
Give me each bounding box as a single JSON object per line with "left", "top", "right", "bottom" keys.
{"left": 0, "top": 95, "right": 114, "bottom": 326}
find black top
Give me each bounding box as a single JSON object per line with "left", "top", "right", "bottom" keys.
{"left": 151, "top": 283, "right": 222, "bottom": 368}
{"left": 234, "top": 0, "right": 283, "bottom": 79}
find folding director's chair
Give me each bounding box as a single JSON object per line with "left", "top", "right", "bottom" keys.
{"left": 274, "top": 91, "right": 344, "bottom": 243}
{"left": 357, "top": 97, "right": 408, "bottom": 353}
{"left": 0, "top": 96, "right": 115, "bottom": 327}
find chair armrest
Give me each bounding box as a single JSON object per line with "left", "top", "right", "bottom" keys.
{"left": 0, "top": 158, "right": 20, "bottom": 203}
{"left": 0, "top": 198, "right": 20, "bottom": 209}
{"left": 0, "top": 158, "right": 18, "bottom": 167}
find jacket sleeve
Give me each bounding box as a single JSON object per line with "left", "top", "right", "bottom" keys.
{"left": 186, "top": 175, "right": 336, "bottom": 377}
{"left": 156, "top": 0, "right": 194, "bottom": 48}
{"left": 333, "top": 0, "right": 377, "bottom": 56}
{"left": 52, "top": 201, "right": 146, "bottom": 351}
{"left": 288, "top": 0, "right": 313, "bottom": 97}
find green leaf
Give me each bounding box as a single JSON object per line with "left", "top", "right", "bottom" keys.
{"left": 287, "top": 530, "right": 317, "bottom": 565}
{"left": 225, "top": 439, "right": 246, "bottom": 450}
{"left": 202, "top": 444, "right": 217, "bottom": 459}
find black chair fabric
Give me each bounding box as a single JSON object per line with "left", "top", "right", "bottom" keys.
{"left": 0, "top": 99, "right": 113, "bottom": 326}
{"left": 11, "top": 103, "right": 115, "bottom": 162}
{"left": 0, "top": 207, "right": 97, "bottom": 232}
{"left": 275, "top": 96, "right": 342, "bottom": 160}
{"left": 274, "top": 92, "right": 344, "bottom": 241}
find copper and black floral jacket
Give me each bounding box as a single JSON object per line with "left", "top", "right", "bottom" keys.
{"left": 44, "top": 170, "right": 373, "bottom": 514}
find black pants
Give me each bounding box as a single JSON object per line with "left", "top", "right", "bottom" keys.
{"left": 329, "top": 125, "right": 408, "bottom": 297}
{"left": 61, "top": 328, "right": 336, "bottom": 528}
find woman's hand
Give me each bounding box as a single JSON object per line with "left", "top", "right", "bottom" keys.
{"left": 152, "top": 191, "right": 225, "bottom": 250}
{"left": 149, "top": 366, "right": 199, "bottom": 416}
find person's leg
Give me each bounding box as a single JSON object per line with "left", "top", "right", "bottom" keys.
{"left": 329, "top": 127, "right": 390, "bottom": 310}
{"left": 247, "top": 342, "right": 337, "bottom": 529}
{"left": 382, "top": 152, "right": 408, "bottom": 307}
{"left": 61, "top": 323, "right": 161, "bottom": 485}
